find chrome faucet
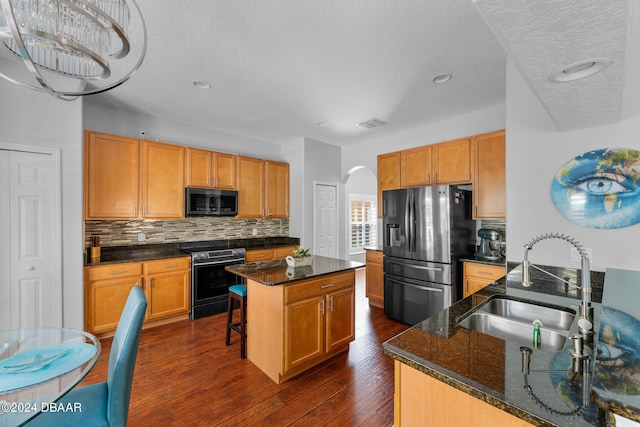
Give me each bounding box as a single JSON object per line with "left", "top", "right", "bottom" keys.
{"left": 522, "top": 233, "right": 592, "bottom": 334}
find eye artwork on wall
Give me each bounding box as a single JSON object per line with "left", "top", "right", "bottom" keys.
{"left": 551, "top": 148, "right": 640, "bottom": 229}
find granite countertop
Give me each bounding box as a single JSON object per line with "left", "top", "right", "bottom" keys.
{"left": 226, "top": 256, "right": 364, "bottom": 286}
{"left": 460, "top": 256, "right": 507, "bottom": 267}
{"left": 84, "top": 237, "right": 301, "bottom": 266}
{"left": 383, "top": 263, "right": 617, "bottom": 427}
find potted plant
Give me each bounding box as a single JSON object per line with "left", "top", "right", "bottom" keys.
{"left": 286, "top": 247, "right": 312, "bottom": 267}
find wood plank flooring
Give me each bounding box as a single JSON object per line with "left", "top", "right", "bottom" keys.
{"left": 79, "top": 268, "right": 408, "bottom": 426}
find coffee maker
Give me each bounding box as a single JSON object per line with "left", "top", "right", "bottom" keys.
{"left": 475, "top": 228, "right": 502, "bottom": 260}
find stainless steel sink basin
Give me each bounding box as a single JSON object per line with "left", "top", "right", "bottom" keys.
{"left": 457, "top": 295, "right": 576, "bottom": 351}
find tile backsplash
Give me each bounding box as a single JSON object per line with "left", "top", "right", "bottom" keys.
{"left": 85, "top": 218, "right": 289, "bottom": 247}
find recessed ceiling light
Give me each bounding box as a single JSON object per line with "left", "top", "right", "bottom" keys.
{"left": 192, "top": 80, "right": 211, "bottom": 89}
{"left": 432, "top": 73, "right": 453, "bottom": 84}
{"left": 316, "top": 121, "right": 329, "bottom": 127}
{"left": 549, "top": 58, "right": 612, "bottom": 82}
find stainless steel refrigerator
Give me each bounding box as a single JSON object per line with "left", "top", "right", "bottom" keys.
{"left": 382, "top": 185, "right": 476, "bottom": 324}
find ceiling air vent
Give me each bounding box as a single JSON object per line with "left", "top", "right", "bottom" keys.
{"left": 357, "top": 118, "right": 388, "bottom": 129}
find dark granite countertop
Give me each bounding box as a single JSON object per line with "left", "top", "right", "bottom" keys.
{"left": 84, "top": 237, "right": 301, "bottom": 266}
{"left": 383, "top": 263, "right": 614, "bottom": 427}
{"left": 460, "top": 256, "right": 507, "bottom": 267}
{"left": 225, "top": 256, "right": 364, "bottom": 286}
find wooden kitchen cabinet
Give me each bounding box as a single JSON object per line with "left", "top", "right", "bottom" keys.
{"left": 85, "top": 257, "right": 191, "bottom": 338}
{"left": 84, "top": 131, "right": 140, "bottom": 219}
{"left": 143, "top": 257, "right": 190, "bottom": 321}
{"left": 247, "top": 270, "right": 356, "bottom": 383}
{"left": 462, "top": 262, "right": 506, "bottom": 298}
{"left": 185, "top": 148, "right": 237, "bottom": 189}
{"left": 85, "top": 262, "right": 143, "bottom": 335}
{"left": 365, "top": 249, "right": 384, "bottom": 308}
{"left": 140, "top": 140, "right": 185, "bottom": 219}
{"left": 377, "top": 151, "right": 401, "bottom": 217}
{"left": 246, "top": 245, "right": 299, "bottom": 263}
{"left": 394, "top": 361, "right": 533, "bottom": 427}
{"left": 432, "top": 137, "right": 472, "bottom": 184}
{"left": 237, "top": 156, "right": 290, "bottom": 218}
{"left": 265, "top": 160, "right": 289, "bottom": 218}
{"left": 401, "top": 145, "right": 432, "bottom": 188}
{"left": 473, "top": 130, "right": 505, "bottom": 219}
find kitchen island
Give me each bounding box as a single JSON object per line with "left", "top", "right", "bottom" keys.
{"left": 383, "top": 263, "right": 617, "bottom": 427}
{"left": 226, "top": 256, "right": 363, "bottom": 384}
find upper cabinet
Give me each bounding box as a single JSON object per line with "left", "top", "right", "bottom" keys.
{"left": 85, "top": 131, "right": 184, "bottom": 220}
{"left": 84, "top": 131, "right": 139, "bottom": 219}
{"left": 401, "top": 146, "right": 432, "bottom": 188}
{"left": 377, "top": 152, "right": 401, "bottom": 217}
{"left": 377, "top": 133, "right": 505, "bottom": 218}
{"left": 237, "top": 156, "right": 290, "bottom": 219}
{"left": 185, "top": 148, "right": 236, "bottom": 189}
{"left": 432, "top": 137, "right": 471, "bottom": 184}
{"left": 472, "top": 130, "right": 505, "bottom": 219}
{"left": 140, "top": 140, "right": 185, "bottom": 219}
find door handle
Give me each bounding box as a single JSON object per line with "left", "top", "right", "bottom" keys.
{"left": 329, "top": 296, "right": 334, "bottom": 312}
{"left": 320, "top": 299, "right": 325, "bottom": 315}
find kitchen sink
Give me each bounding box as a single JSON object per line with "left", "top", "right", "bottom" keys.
{"left": 457, "top": 295, "right": 576, "bottom": 351}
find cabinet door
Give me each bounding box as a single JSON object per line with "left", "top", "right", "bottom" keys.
{"left": 433, "top": 137, "right": 471, "bottom": 184}
{"left": 185, "top": 148, "right": 213, "bottom": 188}
{"left": 284, "top": 296, "right": 324, "bottom": 374}
{"left": 237, "top": 156, "right": 265, "bottom": 218}
{"left": 377, "top": 152, "right": 401, "bottom": 217}
{"left": 85, "top": 276, "right": 141, "bottom": 334}
{"left": 140, "top": 141, "right": 185, "bottom": 219}
{"left": 401, "top": 145, "right": 432, "bottom": 188}
{"left": 473, "top": 130, "right": 505, "bottom": 219}
{"left": 213, "top": 152, "right": 237, "bottom": 189}
{"left": 365, "top": 250, "right": 384, "bottom": 308}
{"left": 325, "top": 287, "right": 355, "bottom": 354}
{"left": 84, "top": 131, "right": 139, "bottom": 219}
{"left": 265, "top": 161, "right": 289, "bottom": 218}
{"left": 463, "top": 262, "right": 506, "bottom": 298}
{"left": 145, "top": 270, "right": 190, "bottom": 320}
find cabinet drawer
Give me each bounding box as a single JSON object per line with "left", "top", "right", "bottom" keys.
{"left": 273, "top": 246, "right": 298, "bottom": 259}
{"left": 284, "top": 271, "right": 355, "bottom": 304}
{"left": 246, "top": 249, "right": 274, "bottom": 263}
{"left": 87, "top": 262, "right": 143, "bottom": 281}
{"left": 144, "top": 257, "right": 190, "bottom": 274}
{"left": 464, "top": 263, "right": 505, "bottom": 281}
{"left": 366, "top": 250, "right": 383, "bottom": 264}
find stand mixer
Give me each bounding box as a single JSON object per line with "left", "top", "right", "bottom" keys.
{"left": 475, "top": 228, "right": 503, "bottom": 260}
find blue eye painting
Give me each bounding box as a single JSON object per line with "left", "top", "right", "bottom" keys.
{"left": 551, "top": 148, "right": 640, "bottom": 229}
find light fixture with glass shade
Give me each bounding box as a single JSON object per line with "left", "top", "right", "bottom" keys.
{"left": 0, "top": 0, "right": 146, "bottom": 100}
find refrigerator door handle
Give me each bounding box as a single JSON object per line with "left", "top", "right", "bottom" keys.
{"left": 410, "top": 191, "right": 416, "bottom": 252}
{"left": 387, "top": 277, "right": 444, "bottom": 293}
{"left": 404, "top": 191, "right": 411, "bottom": 252}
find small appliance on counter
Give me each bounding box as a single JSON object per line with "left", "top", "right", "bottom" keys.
{"left": 474, "top": 228, "right": 502, "bottom": 260}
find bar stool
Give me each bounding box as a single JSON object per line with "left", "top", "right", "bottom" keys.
{"left": 225, "top": 284, "right": 247, "bottom": 359}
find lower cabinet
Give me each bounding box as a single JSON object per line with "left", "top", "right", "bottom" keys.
{"left": 394, "top": 361, "right": 533, "bottom": 427}
{"left": 85, "top": 257, "right": 190, "bottom": 337}
{"left": 246, "top": 245, "right": 299, "bottom": 263}
{"left": 462, "top": 262, "right": 506, "bottom": 298}
{"left": 247, "top": 270, "right": 356, "bottom": 383}
{"left": 365, "top": 249, "right": 384, "bottom": 308}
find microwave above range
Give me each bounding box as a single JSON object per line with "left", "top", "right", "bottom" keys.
{"left": 185, "top": 187, "right": 238, "bottom": 216}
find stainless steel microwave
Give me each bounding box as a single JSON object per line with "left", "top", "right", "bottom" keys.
{"left": 185, "top": 188, "right": 238, "bottom": 216}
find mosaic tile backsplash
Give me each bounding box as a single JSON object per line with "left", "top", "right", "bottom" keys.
{"left": 85, "top": 218, "right": 289, "bottom": 247}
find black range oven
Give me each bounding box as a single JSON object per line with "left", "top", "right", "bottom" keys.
{"left": 180, "top": 241, "right": 246, "bottom": 319}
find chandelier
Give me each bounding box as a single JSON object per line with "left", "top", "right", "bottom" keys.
{"left": 0, "top": 0, "right": 146, "bottom": 100}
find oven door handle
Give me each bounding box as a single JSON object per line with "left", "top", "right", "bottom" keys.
{"left": 193, "top": 258, "right": 246, "bottom": 267}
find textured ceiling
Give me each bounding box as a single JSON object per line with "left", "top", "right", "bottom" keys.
{"left": 83, "top": 0, "right": 508, "bottom": 146}
{"left": 473, "top": 0, "right": 632, "bottom": 132}
{"left": 1, "top": 1, "right": 634, "bottom": 145}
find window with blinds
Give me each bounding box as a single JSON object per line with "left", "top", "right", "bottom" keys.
{"left": 349, "top": 194, "right": 377, "bottom": 254}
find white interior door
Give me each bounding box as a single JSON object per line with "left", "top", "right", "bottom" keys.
{"left": 0, "top": 149, "right": 59, "bottom": 329}
{"left": 314, "top": 183, "right": 338, "bottom": 258}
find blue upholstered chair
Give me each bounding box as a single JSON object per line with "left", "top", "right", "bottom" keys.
{"left": 27, "top": 286, "right": 147, "bottom": 427}
{"left": 226, "top": 284, "right": 247, "bottom": 358}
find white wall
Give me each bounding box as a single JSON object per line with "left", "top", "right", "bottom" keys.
{"left": 84, "top": 102, "right": 284, "bottom": 161}
{"left": 0, "top": 79, "right": 84, "bottom": 329}
{"left": 505, "top": 59, "right": 640, "bottom": 272}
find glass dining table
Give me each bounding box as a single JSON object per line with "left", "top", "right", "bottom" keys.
{"left": 0, "top": 328, "right": 101, "bottom": 427}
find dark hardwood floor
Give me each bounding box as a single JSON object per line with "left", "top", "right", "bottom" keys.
{"left": 80, "top": 268, "right": 408, "bottom": 426}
